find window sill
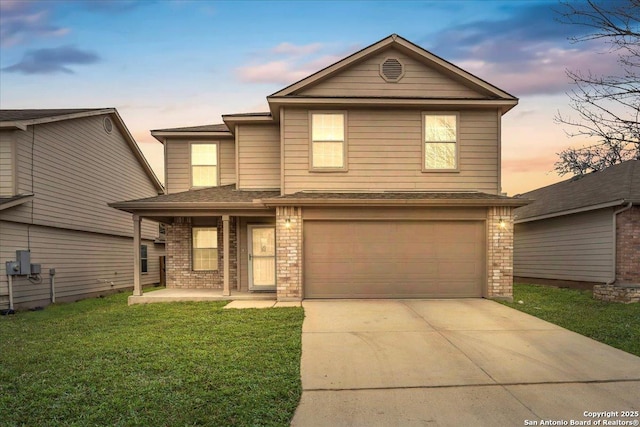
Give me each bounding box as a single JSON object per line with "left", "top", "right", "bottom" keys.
{"left": 190, "top": 185, "right": 218, "bottom": 190}
{"left": 421, "top": 168, "right": 460, "bottom": 173}
{"left": 309, "top": 168, "right": 349, "bottom": 173}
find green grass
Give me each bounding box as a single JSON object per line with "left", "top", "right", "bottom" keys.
{"left": 502, "top": 283, "right": 640, "bottom": 357}
{"left": 0, "top": 293, "right": 304, "bottom": 427}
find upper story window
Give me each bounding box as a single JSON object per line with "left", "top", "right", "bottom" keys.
{"left": 191, "top": 143, "right": 217, "bottom": 187}
{"left": 423, "top": 113, "right": 458, "bottom": 171}
{"left": 311, "top": 113, "right": 346, "bottom": 170}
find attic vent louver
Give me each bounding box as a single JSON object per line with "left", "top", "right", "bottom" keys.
{"left": 380, "top": 57, "right": 404, "bottom": 82}
{"left": 103, "top": 117, "right": 113, "bottom": 134}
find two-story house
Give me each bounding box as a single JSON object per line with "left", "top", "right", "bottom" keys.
{"left": 111, "top": 34, "right": 526, "bottom": 303}
{"left": 0, "top": 109, "right": 164, "bottom": 311}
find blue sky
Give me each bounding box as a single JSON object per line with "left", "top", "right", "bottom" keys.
{"left": 0, "top": 0, "right": 622, "bottom": 194}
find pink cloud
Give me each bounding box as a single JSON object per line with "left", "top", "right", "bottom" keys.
{"left": 236, "top": 60, "right": 310, "bottom": 84}
{"left": 271, "top": 42, "right": 323, "bottom": 56}
{"left": 236, "top": 41, "right": 346, "bottom": 85}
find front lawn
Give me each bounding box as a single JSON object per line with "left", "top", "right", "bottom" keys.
{"left": 0, "top": 293, "right": 304, "bottom": 426}
{"left": 502, "top": 283, "right": 640, "bottom": 357}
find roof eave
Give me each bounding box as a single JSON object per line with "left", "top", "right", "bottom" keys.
{"left": 150, "top": 130, "right": 234, "bottom": 142}
{"left": 109, "top": 201, "right": 272, "bottom": 211}
{"left": 514, "top": 199, "right": 630, "bottom": 223}
{"left": 2, "top": 108, "right": 116, "bottom": 127}
{"left": 263, "top": 197, "right": 529, "bottom": 207}
{"left": 0, "top": 194, "right": 35, "bottom": 211}
{"left": 0, "top": 122, "right": 28, "bottom": 131}
{"left": 267, "top": 96, "right": 518, "bottom": 115}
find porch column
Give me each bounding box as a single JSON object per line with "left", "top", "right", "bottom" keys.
{"left": 133, "top": 214, "right": 142, "bottom": 296}
{"left": 222, "top": 215, "right": 230, "bottom": 296}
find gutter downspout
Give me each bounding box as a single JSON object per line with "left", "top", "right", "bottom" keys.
{"left": 606, "top": 202, "right": 633, "bottom": 285}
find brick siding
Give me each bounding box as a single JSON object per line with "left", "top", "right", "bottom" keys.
{"left": 616, "top": 206, "right": 640, "bottom": 283}
{"left": 487, "top": 206, "right": 514, "bottom": 301}
{"left": 165, "top": 216, "right": 237, "bottom": 289}
{"left": 275, "top": 206, "right": 303, "bottom": 301}
{"left": 593, "top": 284, "right": 640, "bottom": 303}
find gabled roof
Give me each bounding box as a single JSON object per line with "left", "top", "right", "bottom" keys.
{"left": 514, "top": 160, "right": 640, "bottom": 222}
{"left": 269, "top": 34, "right": 517, "bottom": 102}
{"left": 0, "top": 108, "right": 164, "bottom": 194}
{"left": 0, "top": 108, "right": 113, "bottom": 130}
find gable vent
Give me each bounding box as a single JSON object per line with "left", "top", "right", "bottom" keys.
{"left": 103, "top": 117, "right": 113, "bottom": 134}
{"left": 380, "top": 57, "right": 404, "bottom": 82}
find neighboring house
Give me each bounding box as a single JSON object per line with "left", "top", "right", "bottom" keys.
{"left": 513, "top": 160, "right": 640, "bottom": 301}
{"left": 111, "top": 34, "right": 527, "bottom": 302}
{"left": 0, "top": 109, "right": 165, "bottom": 311}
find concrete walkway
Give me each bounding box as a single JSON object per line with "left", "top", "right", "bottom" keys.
{"left": 292, "top": 299, "right": 640, "bottom": 426}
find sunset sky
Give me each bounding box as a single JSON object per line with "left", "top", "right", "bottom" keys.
{"left": 0, "top": 0, "right": 620, "bottom": 195}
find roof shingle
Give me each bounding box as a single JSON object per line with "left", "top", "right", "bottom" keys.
{"left": 515, "top": 160, "right": 640, "bottom": 220}
{"left": 151, "top": 123, "right": 229, "bottom": 132}
{"left": 0, "top": 109, "right": 106, "bottom": 122}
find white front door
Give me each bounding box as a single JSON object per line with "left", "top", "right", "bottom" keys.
{"left": 248, "top": 225, "right": 276, "bottom": 291}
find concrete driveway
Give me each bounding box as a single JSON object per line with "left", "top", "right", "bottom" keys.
{"left": 291, "top": 299, "right": 640, "bottom": 426}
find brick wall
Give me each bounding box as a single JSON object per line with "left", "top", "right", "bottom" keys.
{"left": 616, "top": 206, "right": 640, "bottom": 283}
{"left": 593, "top": 284, "right": 640, "bottom": 303}
{"left": 275, "top": 206, "right": 302, "bottom": 301}
{"left": 487, "top": 206, "right": 514, "bottom": 301}
{"left": 165, "top": 216, "right": 237, "bottom": 289}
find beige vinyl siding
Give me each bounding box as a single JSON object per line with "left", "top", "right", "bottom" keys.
{"left": 0, "top": 116, "right": 159, "bottom": 240}
{"left": 298, "top": 48, "right": 485, "bottom": 98}
{"left": 219, "top": 139, "right": 236, "bottom": 186}
{"left": 165, "top": 139, "right": 190, "bottom": 193}
{"left": 0, "top": 131, "right": 15, "bottom": 196}
{"left": 0, "top": 221, "right": 163, "bottom": 310}
{"left": 165, "top": 138, "right": 236, "bottom": 193}
{"left": 282, "top": 108, "right": 499, "bottom": 194}
{"left": 514, "top": 209, "right": 614, "bottom": 283}
{"left": 237, "top": 124, "right": 280, "bottom": 189}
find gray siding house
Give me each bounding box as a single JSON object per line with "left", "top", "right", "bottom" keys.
{"left": 0, "top": 109, "right": 165, "bottom": 310}
{"left": 112, "top": 34, "right": 527, "bottom": 303}
{"left": 514, "top": 160, "right": 640, "bottom": 297}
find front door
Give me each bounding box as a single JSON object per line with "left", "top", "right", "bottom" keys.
{"left": 248, "top": 225, "right": 276, "bottom": 291}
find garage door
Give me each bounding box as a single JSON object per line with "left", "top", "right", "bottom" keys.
{"left": 304, "top": 221, "right": 485, "bottom": 298}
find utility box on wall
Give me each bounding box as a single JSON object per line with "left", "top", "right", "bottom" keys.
{"left": 17, "top": 250, "right": 31, "bottom": 275}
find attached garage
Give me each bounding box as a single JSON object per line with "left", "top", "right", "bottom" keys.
{"left": 304, "top": 220, "right": 485, "bottom": 298}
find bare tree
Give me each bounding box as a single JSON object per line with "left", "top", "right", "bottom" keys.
{"left": 554, "top": 0, "right": 640, "bottom": 176}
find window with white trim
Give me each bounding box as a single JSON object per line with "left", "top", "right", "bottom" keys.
{"left": 191, "top": 143, "right": 217, "bottom": 187}
{"left": 311, "top": 113, "right": 345, "bottom": 169}
{"left": 424, "top": 114, "right": 458, "bottom": 170}
{"left": 192, "top": 227, "right": 218, "bottom": 271}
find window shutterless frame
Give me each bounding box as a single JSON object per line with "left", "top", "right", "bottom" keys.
{"left": 140, "top": 244, "right": 148, "bottom": 274}
{"left": 192, "top": 226, "right": 218, "bottom": 271}
{"left": 309, "top": 111, "right": 348, "bottom": 172}
{"left": 421, "top": 111, "right": 460, "bottom": 172}
{"left": 189, "top": 141, "right": 219, "bottom": 188}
